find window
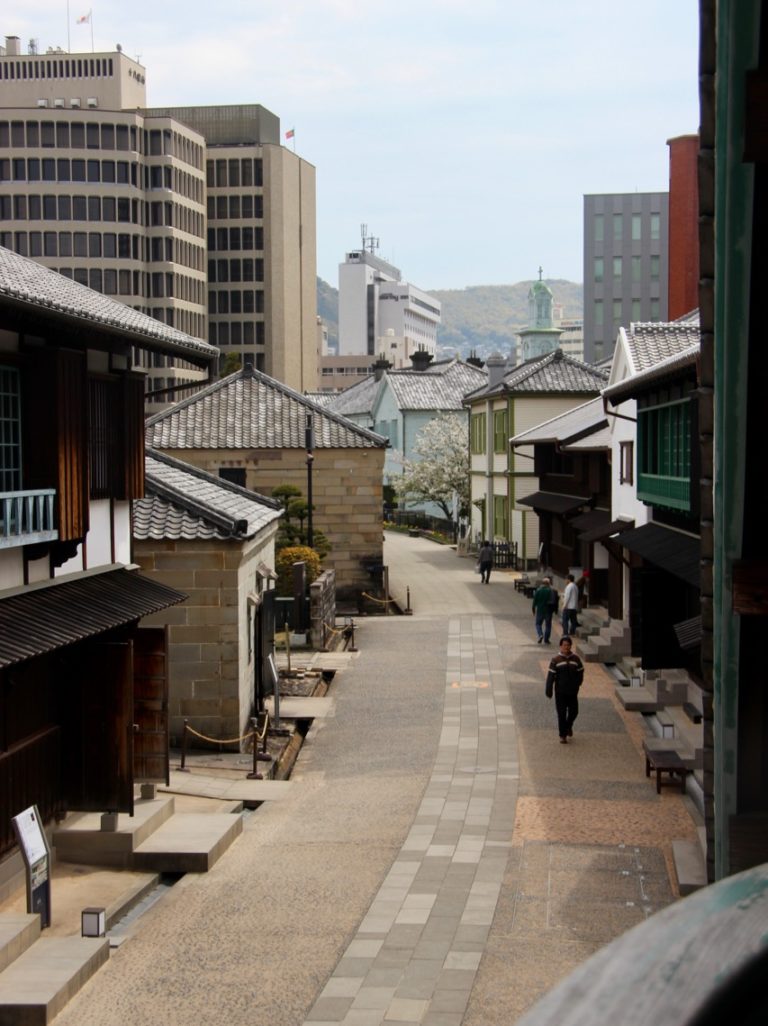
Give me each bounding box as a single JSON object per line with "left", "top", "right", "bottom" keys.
{"left": 594, "top": 300, "right": 603, "bottom": 327}
{"left": 493, "top": 409, "right": 508, "bottom": 453}
{"left": 631, "top": 299, "right": 641, "bottom": 321}
{"left": 493, "top": 495, "right": 507, "bottom": 539}
{"left": 0, "top": 366, "right": 22, "bottom": 492}
{"left": 593, "top": 257, "right": 603, "bottom": 283}
{"left": 650, "top": 213, "right": 660, "bottom": 240}
{"left": 613, "top": 255, "right": 622, "bottom": 280}
{"left": 632, "top": 214, "right": 642, "bottom": 241}
{"left": 613, "top": 299, "right": 622, "bottom": 324}
{"left": 219, "top": 467, "right": 246, "bottom": 487}
{"left": 593, "top": 213, "right": 604, "bottom": 242}
{"left": 631, "top": 255, "right": 642, "bottom": 282}
{"left": 650, "top": 254, "right": 660, "bottom": 280}
{"left": 470, "top": 413, "right": 486, "bottom": 454}
{"left": 619, "top": 440, "right": 634, "bottom": 485}
{"left": 637, "top": 399, "right": 690, "bottom": 510}
{"left": 613, "top": 213, "right": 623, "bottom": 241}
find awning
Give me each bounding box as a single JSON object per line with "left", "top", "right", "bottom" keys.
{"left": 580, "top": 518, "right": 636, "bottom": 544}
{"left": 618, "top": 523, "right": 700, "bottom": 588}
{"left": 0, "top": 567, "right": 187, "bottom": 668}
{"left": 517, "top": 491, "right": 587, "bottom": 514}
{"left": 570, "top": 509, "right": 611, "bottom": 534}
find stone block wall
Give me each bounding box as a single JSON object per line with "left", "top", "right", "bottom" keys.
{"left": 309, "top": 568, "right": 336, "bottom": 650}
{"left": 161, "top": 447, "right": 385, "bottom": 597}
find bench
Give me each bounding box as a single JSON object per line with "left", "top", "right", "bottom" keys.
{"left": 644, "top": 748, "right": 691, "bottom": 795}
{"left": 655, "top": 709, "right": 676, "bottom": 738}
{"left": 514, "top": 576, "right": 530, "bottom": 593}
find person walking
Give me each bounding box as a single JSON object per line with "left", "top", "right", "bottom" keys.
{"left": 532, "top": 576, "right": 557, "bottom": 643}
{"left": 562, "top": 573, "right": 580, "bottom": 634}
{"left": 545, "top": 635, "right": 584, "bottom": 743}
{"left": 477, "top": 540, "right": 494, "bottom": 584}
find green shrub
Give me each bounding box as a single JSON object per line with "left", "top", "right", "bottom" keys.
{"left": 275, "top": 546, "right": 322, "bottom": 596}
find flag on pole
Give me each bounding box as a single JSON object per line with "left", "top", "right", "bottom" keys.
{"left": 77, "top": 11, "right": 91, "bottom": 23}
{"left": 285, "top": 128, "right": 295, "bottom": 140}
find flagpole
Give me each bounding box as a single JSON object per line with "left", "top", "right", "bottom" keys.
{"left": 67, "top": 0, "right": 71, "bottom": 51}
{"left": 91, "top": 12, "right": 94, "bottom": 52}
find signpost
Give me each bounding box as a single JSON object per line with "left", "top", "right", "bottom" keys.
{"left": 12, "top": 805, "right": 51, "bottom": 928}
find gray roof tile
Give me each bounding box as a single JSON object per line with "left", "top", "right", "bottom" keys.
{"left": 133, "top": 451, "right": 283, "bottom": 541}
{"left": 625, "top": 318, "right": 701, "bottom": 374}
{"left": 466, "top": 349, "right": 608, "bottom": 401}
{"left": 145, "top": 367, "right": 387, "bottom": 450}
{"left": 325, "top": 358, "right": 486, "bottom": 418}
{"left": 0, "top": 246, "right": 217, "bottom": 363}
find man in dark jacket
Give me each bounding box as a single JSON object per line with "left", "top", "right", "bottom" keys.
{"left": 545, "top": 635, "right": 584, "bottom": 743}
{"left": 532, "top": 576, "right": 556, "bottom": 643}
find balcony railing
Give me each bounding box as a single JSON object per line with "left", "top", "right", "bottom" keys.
{"left": 637, "top": 472, "right": 691, "bottom": 512}
{"left": 0, "top": 489, "right": 58, "bottom": 548}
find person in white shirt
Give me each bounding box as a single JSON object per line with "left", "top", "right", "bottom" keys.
{"left": 562, "top": 574, "right": 580, "bottom": 634}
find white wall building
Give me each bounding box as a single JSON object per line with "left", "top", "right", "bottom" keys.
{"left": 338, "top": 241, "right": 440, "bottom": 363}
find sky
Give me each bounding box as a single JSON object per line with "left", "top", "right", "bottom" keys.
{"left": 12, "top": 1, "right": 700, "bottom": 292}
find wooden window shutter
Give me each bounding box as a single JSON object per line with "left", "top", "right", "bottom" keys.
{"left": 118, "top": 374, "right": 145, "bottom": 500}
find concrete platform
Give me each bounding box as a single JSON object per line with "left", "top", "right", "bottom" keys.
{"left": 132, "top": 813, "right": 243, "bottom": 873}
{"left": 52, "top": 797, "right": 175, "bottom": 867}
{"left": 265, "top": 695, "right": 336, "bottom": 720}
{"left": 614, "top": 683, "right": 659, "bottom": 712}
{"left": 0, "top": 916, "right": 39, "bottom": 973}
{"left": 160, "top": 770, "right": 293, "bottom": 806}
{"left": 0, "top": 936, "right": 109, "bottom": 1026}
{"left": 672, "top": 839, "right": 707, "bottom": 895}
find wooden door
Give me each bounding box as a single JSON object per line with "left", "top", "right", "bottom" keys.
{"left": 133, "top": 627, "right": 169, "bottom": 785}
{"left": 61, "top": 640, "right": 134, "bottom": 814}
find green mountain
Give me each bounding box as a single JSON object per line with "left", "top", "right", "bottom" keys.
{"left": 316, "top": 277, "right": 583, "bottom": 359}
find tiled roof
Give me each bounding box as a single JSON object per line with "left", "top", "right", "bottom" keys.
{"left": 386, "top": 359, "right": 486, "bottom": 411}
{"left": 133, "top": 451, "right": 283, "bottom": 541}
{"left": 324, "top": 376, "right": 380, "bottom": 418}
{"left": 0, "top": 246, "right": 217, "bottom": 365}
{"left": 325, "top": 359, "right": 486, "bottom": 418}
{"left": 509, "top": 397, "right": 607, "bottom": 446}
{"left": 625, "top": 319, "right": 700, "bottom": 375}
{"left": 466, "top": 350, "right": 608, "bottom": 401}
{"left": 145, "top": 367, "right": 387, "bottom": 450}
{"left": 604, "top": 342, "right": 700, "bottom": 406}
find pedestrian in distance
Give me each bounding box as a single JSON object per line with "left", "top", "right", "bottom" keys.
{"left": 545, "top": 635, "right": 584, "bottom": 743}
{"left": 532, "top": 576, "right": 557, "bottom": 643}
{"left": 562, "top": 573, "right": 580, "bottom": 635}
{"left": 477, "top": 540, "right": 494, "bottom": 584}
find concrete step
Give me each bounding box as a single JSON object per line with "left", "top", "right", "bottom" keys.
{"left": 0, "top": 916, "right": 40, "bottom": 974}
{"left": 132, "top": 813, "right": 243, "bottom": 873}
{"left": 53, "top": 797, "right": 175, "bottom": 868}
{"left": 615, "top": 684, "right": 659, "bottom": 713}
{"left": 0, "top": 935, "right": 108, "bottom": 1025}
{"left": 672, "top": 839, "right": 707, "bottom": 896}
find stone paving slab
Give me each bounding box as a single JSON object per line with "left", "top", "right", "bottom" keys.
{"left": 160, "top": 771, "right": 293, "bottom": 803}
{"left": 265, "top": 696, "right": 337, "bottom": 719}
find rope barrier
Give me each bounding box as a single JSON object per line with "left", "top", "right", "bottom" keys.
{"left": 361, "top": 591, "right": 397, "bottom": 606}
{"left": 322, "top": 621, "right": 346, "bottom": 636}
{"left": 184, "top": 724, "right": 254, "bottom": 745}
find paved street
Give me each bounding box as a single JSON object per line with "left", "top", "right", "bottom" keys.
{"left": 54, "top": 533, "right": 698, "bottom": 1026}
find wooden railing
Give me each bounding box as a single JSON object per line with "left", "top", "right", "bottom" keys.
{"left": 0, "top": 726, "right": 64, "bottom": 859}
{"left": 0, "top": 489, "right": 58, "bottom": 548}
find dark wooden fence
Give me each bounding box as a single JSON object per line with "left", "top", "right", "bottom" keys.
{"left": 0, "top": 725, "right": 64, "bottom": 859}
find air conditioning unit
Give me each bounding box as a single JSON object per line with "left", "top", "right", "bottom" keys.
{"left": 87, "top": 97, "right": 98, "bottom": 108}
{"left": 54, "top": 98, "right": 64, "bottom": 108}
{"left": 70, "top": 98, "right": 81, "bottom": 108}
{"left": 36, "top": 98, "right": 47, "bottom": 108}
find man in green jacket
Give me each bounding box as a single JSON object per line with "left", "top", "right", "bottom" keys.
{"left": 532, "top": 576, "right": 557, "bottom": 644}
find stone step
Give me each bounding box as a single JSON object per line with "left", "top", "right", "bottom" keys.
{"left": 132, "top": 813, "right": 243, "bottom": 873}
{"left": 672, "top": 839, "right": 707, "bottom": 896}
{"left": 615, "top": 685, "right": 659, "bottom": 713}
{"left": 53, "top": 797, "right": 175, "bottom": 868}
{"left": 0, "top": 916, "right": 40, "bottom": 974}
{"left": 0, "top": 935, "right": 108, "bottom": 1025}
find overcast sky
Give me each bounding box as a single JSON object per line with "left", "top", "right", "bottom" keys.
{"left": 13, "top": 1, "right": 700, "bottom": 291}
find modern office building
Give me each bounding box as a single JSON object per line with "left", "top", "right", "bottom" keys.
{"left": 337, "top": 233, "right": 441, "bottom": 364}
{"left": 582, "top": 192, "right": 669, "bottom": 364}
{"left": 0, "top": 34, "right": 317, "bottom": 402}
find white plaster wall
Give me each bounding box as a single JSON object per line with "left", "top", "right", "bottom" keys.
{"left": 236, "top": 526, "right": 278, "bottom": 734}
{"left": 0, "top": 548, "right": 24, "bottom": 590}
{"left": 86, "top": 500, "right": 112, "bottom": 567}
{"left": 113, "top": 501, "right": 132, "bottom": 564}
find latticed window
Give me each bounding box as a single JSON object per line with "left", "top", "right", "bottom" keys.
{"left": 493, "top": 409, "right": 508, "bottom": 453}
{"left": 637, "top": 399, "right": 691, "bottom": 510}
{"left": 470, "top": 413, "right": 486, "bottom": 454}
{"left": 493, "top": 495, "right": 507, "bottom": 539}
{"left": 0, "top": 366, "right": 21, "bottom": 492}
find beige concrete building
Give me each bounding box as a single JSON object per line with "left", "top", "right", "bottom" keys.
{"left": 145, "top": 366, "right": 388, "bottom": 599}
{"left": 0, "top": 35, "right": 318, "bottom": 402}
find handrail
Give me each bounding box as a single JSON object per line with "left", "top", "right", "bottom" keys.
{"left": 0, "top": 488, "right": 58, "bottom": 545}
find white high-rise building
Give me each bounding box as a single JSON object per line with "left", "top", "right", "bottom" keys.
{"left": 337, "top": 230, "right": 440, "bottom": 366}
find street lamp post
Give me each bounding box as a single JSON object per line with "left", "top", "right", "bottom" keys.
{"left": 305, "top": 414, "right": 314, "bottom": 548}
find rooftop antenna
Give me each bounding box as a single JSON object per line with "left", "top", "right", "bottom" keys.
{"left": 360, "top": 223, "right": 379, "bottom": 255}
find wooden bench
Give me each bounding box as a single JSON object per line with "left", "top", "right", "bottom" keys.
{"left": 514, "top": 576, "right": 530, "bottom": 593}
{"left": 644, "top": 748, "right": 691, "bottom": 795}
